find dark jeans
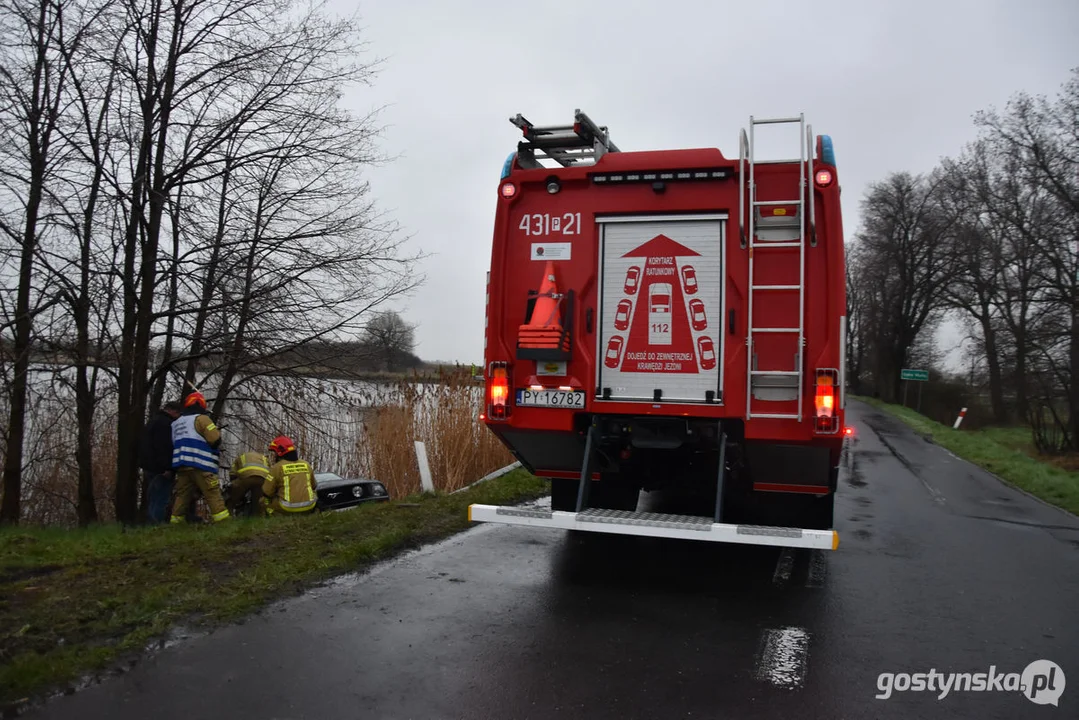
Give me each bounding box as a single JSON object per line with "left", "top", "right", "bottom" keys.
{"left": 146, "top": 471, "right": 200, "bottom": 523}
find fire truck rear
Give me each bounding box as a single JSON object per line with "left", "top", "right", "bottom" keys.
{"left": 470, "top": 110, "right": 848, "bottom": 550}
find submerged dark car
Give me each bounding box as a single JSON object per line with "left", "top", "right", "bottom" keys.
{"left": 315, "top": 472, "right": 390, "bottom": 511}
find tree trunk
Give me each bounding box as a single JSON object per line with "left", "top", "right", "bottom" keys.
{"left": 978, "top": 304, "right": 1007, "bottom": 425}
{"left": 150, "top": 196, "right": 184, "bottom": 413}
{"left": 184, "top": 159, "right": 231, "bottom": 385}
{"left": 117, "top": 7, "right": 182, "bottom": 524}
{"left": 1, "top": 0, "right": 53, "bottom": 525}
{"left": 74, "top": 371, "right": 98, "bottom": 526}
{"left": 0, "top": 185, "right": 42, "bottom": 525}
{"left": 74, "top": 219, "right": 99, "bottom": 527}
{"left": 1070, "top": 300, "right": 1079, "bottom": 451}
{"left": 115, "top": 170, "right": 150, "bottom": 524}
{"left": 1013, "top": 327, "right": 1029, "bottom": 422}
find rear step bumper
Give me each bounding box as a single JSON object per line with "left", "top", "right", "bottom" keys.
{"left": 468, "top": 505, "right": 839, "bottom": 550}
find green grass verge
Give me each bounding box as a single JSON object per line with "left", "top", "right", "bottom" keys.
{"left": 0, "top": 469, "right": 548, "bottom": 706}
{"left": 854, "top": 396, "right": 1079, "bottom": 516}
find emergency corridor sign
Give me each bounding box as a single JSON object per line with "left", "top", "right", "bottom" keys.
{"left": 596, "top": 217, "right": 724, "bottom": 403}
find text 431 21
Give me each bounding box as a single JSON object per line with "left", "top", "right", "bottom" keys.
{"left": 519, "top": 213, "right": 582, "bottom": 236}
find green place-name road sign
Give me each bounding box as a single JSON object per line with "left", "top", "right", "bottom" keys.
{"left": 901, "top": 369, "right": 929, "bottom": 382}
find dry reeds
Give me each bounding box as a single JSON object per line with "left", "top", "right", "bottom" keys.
{"left": 362, "top": 368, "right": 513, "bottom": 496}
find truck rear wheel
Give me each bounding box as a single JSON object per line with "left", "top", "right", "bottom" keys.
{"left": 550, "top": 478, "right": 639, "bottom": 512}
{"left": 551, "top": 478, "right": 578, "bottom": 511}
{"left": 804, "top": 495, "right": 835, "bottom": 530}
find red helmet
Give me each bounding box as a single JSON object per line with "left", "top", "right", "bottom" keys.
{"left": 268, "top": 435, "right": 296, "bottom": 458}
{"left": 184, "top": 391, "right": 207, "bottom": 409}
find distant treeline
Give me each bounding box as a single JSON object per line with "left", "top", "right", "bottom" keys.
{"left": 847, "top": 68, "right": 1078, "bottom": 453}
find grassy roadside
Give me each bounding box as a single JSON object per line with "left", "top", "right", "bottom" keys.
{"left": 0, "top": 469, "right": 547, "bottom": 707}
{"left": 854, "top": 396, "right": 1079, "bottom": 516}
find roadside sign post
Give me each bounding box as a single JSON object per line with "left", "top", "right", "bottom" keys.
{"left": 414, "top": 441, "right": 434, "bottom": 493}
{"left": 900, "top": 369, "right": 928, "bottom": 411}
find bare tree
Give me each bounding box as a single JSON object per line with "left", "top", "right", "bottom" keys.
{"left": 850, "top": 172, "right": 961, "bottom": 401}
{"left": 844, "top": 241, "right": 873, "bottom": 395}
{"left": 974, "top": 68, "right": 1079, "bottom": 446}
{"left": 941, "top": 136, "right": 1061, "bottom": 423}
{"left": 0, "top": 0, "right": 421, "bottom": 524}
{"left": 103, "top": 0, "right": 415, "bottom": 522}
{"left": 363, "top": 311, "right": 417, "bottom": 373}
{"left": 0, "top": 0, "right": 94, "bottom": 523}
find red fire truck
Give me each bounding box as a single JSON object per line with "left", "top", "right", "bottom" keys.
{"left": 469, "top": 110, "right": 848, "bottom": 550}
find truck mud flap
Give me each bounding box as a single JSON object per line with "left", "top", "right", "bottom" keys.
{"left": 468, "top": 505, "right": 838, "bottom": 550}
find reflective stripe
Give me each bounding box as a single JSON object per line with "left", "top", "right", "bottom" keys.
{"left": 279, "top": 498, "right": 315, "bottom": 510}
{"left": 171, "top": 415, "right": 219, "bottom": 472}
{"left": 176, "top": 446, "right": 217, "bottom": 462}
{"left": 170, "top": 515, "right": 185, "bottom": 524}
{"left": 270, "top": 459, "right": 315, "bottom": 510}
{"left": 175, "top": 450, "right": 217, "bottom": 464}
{"left": 206, "top": 422, "right": 217, "bottom": 431}
{"left": 233, "top": 453, "right": 271, "bottom": 481}
{"left": 212, "top": 509, "right": 231, "bottom": 522}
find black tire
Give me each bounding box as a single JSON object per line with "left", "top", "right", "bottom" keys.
{"left": 551, "top": 478, "right": 578, "bottom": 511}
{"left": 742, "top": 493, "right": 834, "bottom": 530}
{"left": 590, "top": 480, "right": 640, "bottom": 512}
{"left": 551, "top": 478, "right": 640, "bottom": 512}
{"left": 803, "top": 494, "right": 835, "bottom": 530}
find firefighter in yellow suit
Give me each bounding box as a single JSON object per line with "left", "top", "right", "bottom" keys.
{"left": 169, "top": 391, "right": 231, "bottom": 524}
{"left": 261, "top": 435, "right": 319, "bottom": 516}
{"left": 228, "top": 451, "right": 273, "bottom": 516}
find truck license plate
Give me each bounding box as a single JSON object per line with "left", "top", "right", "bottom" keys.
{"left": 516, "top": 389, "right": 585, "bottom": 408}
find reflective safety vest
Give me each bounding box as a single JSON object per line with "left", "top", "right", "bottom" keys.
{"left": 231, "top": 451, "right": 271, "bottom": 480}
{"left": 269, "top": 460, "right": 317, "bottom": 512}
{"left": 171, "top": 415, "right": 220, "bottom": 472}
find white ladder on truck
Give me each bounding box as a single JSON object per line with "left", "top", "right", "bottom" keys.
{"left": 740, "top": 114, "right": 807, "bottom": 421}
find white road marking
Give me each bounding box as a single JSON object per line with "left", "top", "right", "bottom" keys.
{"left": 755, "top": 626, "right": 810, "bottom": 689}
{"left": 772, "top": 548, "right": 794, "bottom": 586}
{"left": 922, "top": 479, "right": 947, "bottom": 506}
{"left": 805, "top": 551, "right": 826, "bottom": 588}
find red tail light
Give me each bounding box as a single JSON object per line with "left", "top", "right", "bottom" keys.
{"left": 814, "top": 369, "right": 839, "bottom": 433}
{"left": 815, "top": 378, "right": 834, "bottom": 416}
{"left": 487, "top": 362, "right": 511, "bottom": 420}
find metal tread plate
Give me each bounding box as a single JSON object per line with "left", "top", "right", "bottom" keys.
{"left": 578, "top": 508, "right": 712, "bottom": 531}
{"left": 468, "top": 504, "right": 838, "bottom": 550}
{"left": 495, "top": 507, "right": 554, "bottom": 520}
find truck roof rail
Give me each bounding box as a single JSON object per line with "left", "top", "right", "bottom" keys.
{"left": 509, "top": 109, "right": 620, "bottom": 169}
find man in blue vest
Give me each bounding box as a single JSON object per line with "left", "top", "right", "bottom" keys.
{"left": 169, "top": 391, "right": 230, "bottom": 524}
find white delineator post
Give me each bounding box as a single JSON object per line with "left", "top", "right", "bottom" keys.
{"left": 953, "top": 408, "right": 968, "bottom": 429}
{"left": 414, "top": 441, "right": 434, "bottom": 493}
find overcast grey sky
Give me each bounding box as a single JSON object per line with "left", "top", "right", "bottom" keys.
{"left": 340, "top": 0, "right": 1078, "bottom": 365}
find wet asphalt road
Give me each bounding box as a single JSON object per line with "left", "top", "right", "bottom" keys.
{"left": 22, "top": 400, "right": 1079, "bottom": 719}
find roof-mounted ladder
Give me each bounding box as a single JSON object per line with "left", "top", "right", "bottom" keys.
{"left": 510, "top": 109, "right": 620, "bottom": 169}
{"left": 740, "top": 114, "right": 810, "bottom": 422}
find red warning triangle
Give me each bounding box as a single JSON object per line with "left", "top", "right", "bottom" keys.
{"left": 621, "top": 234, "right": 701, "bottom": 259}
{"left": 618, "top": 235, "right": 700, "bottom": 374}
